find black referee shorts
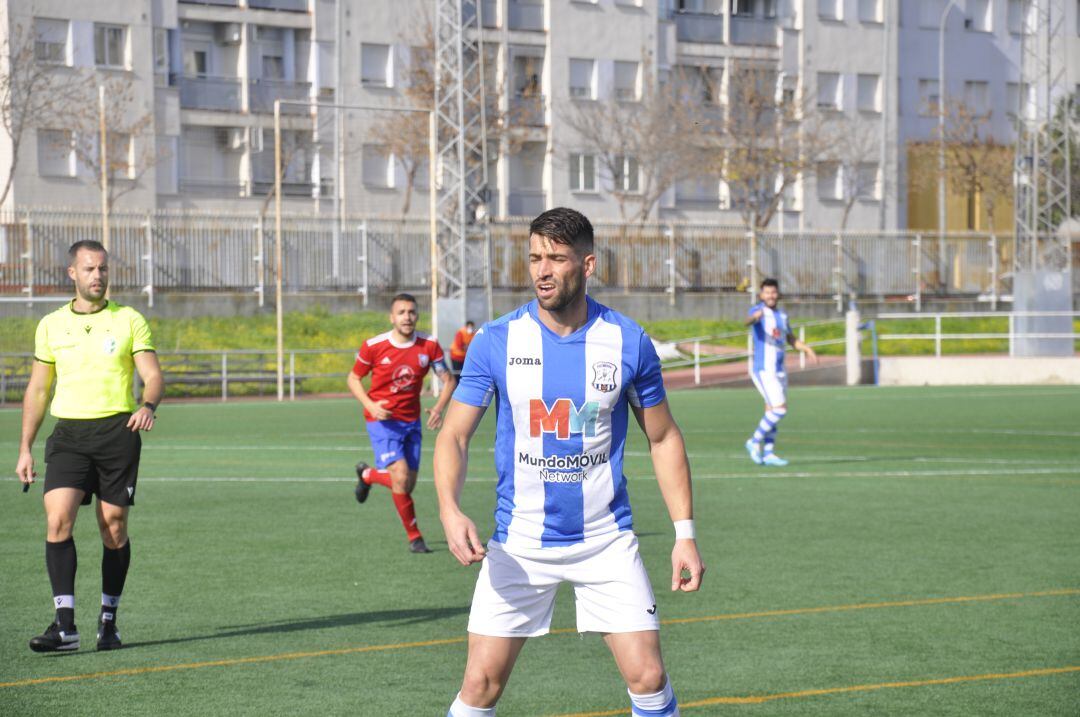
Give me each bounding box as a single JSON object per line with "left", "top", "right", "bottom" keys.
{"left": 44, "top": 413, "right": 142, "bottom": 507}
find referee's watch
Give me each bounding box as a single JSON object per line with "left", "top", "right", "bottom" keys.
{"left": 143, "top": 401, "right": 157, "bottom": 414}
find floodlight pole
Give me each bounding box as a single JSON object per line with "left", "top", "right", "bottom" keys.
{"left": 936, "top": 0, "right": 960, "bottom": 242}
{"left": 272, "top": 99, "right": 434, "bottom": 401}
{"left": 98, "top": 85, "right": 110, "bottom": 253}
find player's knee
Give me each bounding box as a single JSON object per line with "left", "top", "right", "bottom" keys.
{"left": 460, "top": 669, "right": 504, "bottom": 707}
{"left": 45, "top": 515, "right": 74, "bottom": 542}
{"left": 100, "top": 523, "right": 127, "bottom": 549}
{"left": 625, "top": 664, "right": 667, "bottom": 695}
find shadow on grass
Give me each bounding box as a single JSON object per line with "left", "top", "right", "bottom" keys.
{"left": 110, "top": 605, "right": 470, "bottom": 652}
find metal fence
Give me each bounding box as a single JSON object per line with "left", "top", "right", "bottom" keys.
{"left": 1, "top": 209, "right": 1076, "bottom": 306}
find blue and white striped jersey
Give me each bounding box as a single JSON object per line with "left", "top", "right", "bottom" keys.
{"left": 748, "top": 302, "right": 790, "bottom": 374}
{"left": 453, "top": 296, "right": 666, "bottom": 550}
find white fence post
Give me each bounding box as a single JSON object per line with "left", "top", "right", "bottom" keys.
{"left": 845, "top": 307, "right": 861, "bottom": 386}
{"left": 693, "top": 341, "right": 701, "bottom": 386}
{"left": 254, "top": 216, "right": 265, "bottom": 308}
{"left": 934, "top": 315, "right": 942, "bottom": 357}
{"left": 989, "top": 234, "right": 998, "bottom": 311}
{"left": 833, "top": 232, "right": 844, "bottom": 313}
{"left": 142, "top": 213, "right": 154, "bottom": 308}
{"left": 221, "top": 352, "right": 228, "bottom": 401}
{"left": 289, "top": 351, "right": 296, "bottom": 401}
{"left": 359, "top": 220, "right": 369, "bottom": 307}
{"left": 913, "top": 233, "right": 922, "bottom": 312}
{"left": 21, "top": 210, "right": 33, "bottom": 305}
{"left": 1008, "top": 313, "right": 1015, "bottom": 357}
{"left": 664, "top": 225, "right": 676, "bottom": 306}
{"left": 799, "top": 326, "right": 806, "bottom": 370}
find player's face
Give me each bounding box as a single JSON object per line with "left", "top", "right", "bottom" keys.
{"left": 390, "top": 300, "right": 418, "bottom": 337}
{"left": 528, "top": 234, "right": 594, "bottom": 312}
{"left": 759, "top": 285, "right": 780, "bottom": 308}
{"left": 68, "top": 249, "right": 109, "bottom": 302}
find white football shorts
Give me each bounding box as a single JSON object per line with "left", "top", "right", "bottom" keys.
{"left": 750, "top": 370, "right": 787, "bottom": 407}
{"left": 466, "top": 530, "right": 660, "bottom": 637}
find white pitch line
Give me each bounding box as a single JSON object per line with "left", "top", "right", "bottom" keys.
{"left": 135, "top": 466, "right": 1080, "bottom": 483}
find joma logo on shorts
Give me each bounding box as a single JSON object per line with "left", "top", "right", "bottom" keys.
{"left": 529, "top": 398, "right": 600, "bottom": 439}
{"left": 508, "top": 357, "right": 541, "bottom": 366}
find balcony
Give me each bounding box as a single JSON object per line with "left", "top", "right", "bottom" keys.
{"left": 179, "top": 0, "right": 240, "bottom": 6}
{"left": 250, "top": 78, "right": 312, "bottom": 115}
{"left": 248, "top": 0, "right": 309, "bottom": 11}
{"left": 179, "top": 75, "right": 242, "bottom": 112}
{"left": 179, "top": 177, "right": 244, "bottom": 196}
{"left": 730, "top": 16, "right": 779, "bottom": 46}
{"left": 510, "top": 95, "right": 545, "bottom": 127}
{"left": 508, "top": 190, "right": 545, "bottom": 216}
{"left": 252, "top": 179, "right": 317, "bottom": 197}
{"left": 508, "top": 1, "right": 544, "bottom": 31}
{"left": 675, "top": 12, "right": 724, "bottom": 43}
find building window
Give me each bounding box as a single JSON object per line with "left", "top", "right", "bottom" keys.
{"left": 817, "top": 162, "right": 842, "bottom": 200}
{"left": 94, "top": 24, "right": 127, "bottom": 69}
{"left": 966, "top": 0, "right": 991, "bottom": 31}
{"left": 919, "top": 78, "right": 939, "bottom": 115}
{"left": 1007, "top": 0, "right": 1026, "bottom": 33}
{"left": 857, "top": 74, "right": 881, "bottom": 112}
{"left": 38, "top": 129, "right": 75, "bottom": 177}
{"left": 569, "top": 58, "right": 595, "bottom": 99}
{"left": 614, "top": 61, "right": 640, "bottom": 102}
{"left": 963, "top": 80, "right": 989, "bottom": 114}
{"left": 34, "top": 18, "right": 69, "bottom": 65}
{"left": 262, "top": 55, "right": 285, "bottom": 80}
{"left": 855, "top": 163, "right": 881, "bottom": 199}
{"left": 361, "top": 43, "right": 392, "bottom": 87}
{"left": 675, "top": 176, "right": 718, "bottom": 205}
{"left": 858, "top": 0, "right": 883, "bottom": 22}
{"left": 818, "top": 0, "right": 843, "bottom": 21}
{"left": 569, "top": 153, "right": 596, "bottom": 191}
{"left": 613, "top": 156, "right": 640, "bottom": 192}
{"left": 730, "top": 0, "right": 754, "bottom": 17}
{"left": 817, "top": 72, "right": 842, "bottom": 111}
{"left": 362, "top": 144, "right": 393, "bottom": 187}
{"left": 919, "top": 0, "right": 945, "bottom": 29}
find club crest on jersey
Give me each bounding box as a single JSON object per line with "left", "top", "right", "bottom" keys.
{"left": 102, "top": 336, "right": 117, "bottom": 355}
{"left": 591, "top": 361, "right": 618, "bottom": 393}
{"left": 390, "top": 365, "right": 414, "bottom": 393}
{"left": 529, "top": 398, "right": 600, "bottom": 439}
{"left": 418, "top": 354, "right": 429, "bottom": 368}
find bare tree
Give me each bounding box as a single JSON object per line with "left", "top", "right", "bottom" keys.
{"left": 69, "top": 75, "right": 161, "bottom": 211}
{"left": 911, "top": 99, "right": 1014, "bottom": 232}
{"left": 558, "top": 62, "right": 713, "bottom": 223}
{"left": 707, "top": 63, "right": 838, "bottom": 230}
{"left": 830, "top": 118, "right": 884, "bottom": 229}
{"left": 0, "top": 21, "right": 81, "bottom": 208}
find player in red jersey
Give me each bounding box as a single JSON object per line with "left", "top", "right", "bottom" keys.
{"left": 347, "top": 293, "right": 456, "bottom": 553}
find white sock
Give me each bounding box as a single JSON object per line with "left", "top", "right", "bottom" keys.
{"left": 448, "top": 693, "right": 496, "bottom": 717}
{"left": 629, "top": 677, "right": 679, "bottom": 716}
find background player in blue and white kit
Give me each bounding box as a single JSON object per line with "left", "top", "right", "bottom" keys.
{"left": 744, "top": 278, "right": 817, "bottom": 466}
{"left": 434, "top": 208, "right": 704, "bottom": 717}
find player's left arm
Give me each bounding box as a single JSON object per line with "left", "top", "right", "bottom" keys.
{"left": 426, "top": 361, "right": 457, "bottom": 430}
{"left": 787, "top": 328, "right": 818, "bottom": 364}
{"left": 129, "top": 350, "right": 164, "bottom": 432}
{"left": 631, "top": 400, "right": 705, "bottom": 593}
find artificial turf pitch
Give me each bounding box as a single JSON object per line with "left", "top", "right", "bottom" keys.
{"left": 1, "top": 385, "right": 1078, "bottom": 716}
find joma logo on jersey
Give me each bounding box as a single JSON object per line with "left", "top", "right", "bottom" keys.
{"left": 508, "top": 356, "right": 541, "bottom": 366}
{"left": 529, "top": 399, "right": 600, "bottom": 439}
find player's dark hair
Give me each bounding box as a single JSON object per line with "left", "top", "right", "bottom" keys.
{"left": 390, "top": 292, "right": 417, "bottom": 308}
{"left": 760, "top": 278, "right": 780, "bottom": 290}
{"left": 68, "top": 240, "right": 107, "bottom": 263}
{"left": 528, "top": 207, "right": 594, "bottom": 257}
{"left": 465, "top": 321, "right": 475, "bottom": 328}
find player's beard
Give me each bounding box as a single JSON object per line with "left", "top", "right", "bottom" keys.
{"left": 535, "top": 269, "right": 583, "bottom": 312}
{"left": 76, "top": 276, "right": 107, "bottom": 303}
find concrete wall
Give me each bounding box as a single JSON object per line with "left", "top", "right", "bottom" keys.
{"left": 878, "top": 356, "right": 1080, "bottom": 385}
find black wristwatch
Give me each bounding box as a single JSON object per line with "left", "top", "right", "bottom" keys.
{"left": 143, "top": 401, "right": 157, "bottom": 414}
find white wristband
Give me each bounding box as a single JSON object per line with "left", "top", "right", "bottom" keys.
{"left": 674, "top": 519, "right": 696, "bottom": 541}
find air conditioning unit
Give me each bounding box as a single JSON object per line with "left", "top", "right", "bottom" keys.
{"left": 216, "top": 23, "right": 243, "bottom": 45}
{"left": 216, "top": 127, "right": 246, "bottom": 151}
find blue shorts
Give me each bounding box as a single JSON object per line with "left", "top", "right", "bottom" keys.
{"left": 365, "top": 419, "right": 422, "bottom": 471}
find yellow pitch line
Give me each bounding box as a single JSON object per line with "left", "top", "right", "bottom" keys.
{"left": 2, "top": 588, "right": 1077, "bottom": 690}
{"left": 553, "top": 666, "right": 1080, "bottom": 716}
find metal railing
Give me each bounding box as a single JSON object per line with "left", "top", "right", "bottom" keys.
{"left": 248, "top": 0, "right": 309, "bottom": 11}
{"left": 675, "top": 12, "right": 725, "bottom": 43}
{"left": 249, "top": 79, "right": 311, "bottom": 114}
{"left": 875, "top": 311, "right": 1080, "bottom": 357}
{"left": 730, "top": 16, "right": 779, "bottom": 46}
{"left": 510, "top": 94, "right": 545, "bottom": 126}
{"left": 0, "top": 209, "right": 1076, "bottom": 306}
{"left": 178, "top": 75, "right": 243, "bottom": 112}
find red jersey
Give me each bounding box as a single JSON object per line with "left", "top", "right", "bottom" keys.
{"left": 352, "top": 331, "right": 446, "bottom": 422}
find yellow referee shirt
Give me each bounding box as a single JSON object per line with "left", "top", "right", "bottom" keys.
{"left": 34, "top": 301, "right": 156, "bottom": 419}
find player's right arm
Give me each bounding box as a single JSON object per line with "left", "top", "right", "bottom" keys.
{"left": 744, "top": 303, "right": 764, "bottom": 326}
{"left": 346, "top": 344, "right": 391, "bottom": 420}
{"left": 16, "top": 361, "right": 55, "bottom": 486}
{"left": 433, "top": 400, "right": 488, "bottom": 566}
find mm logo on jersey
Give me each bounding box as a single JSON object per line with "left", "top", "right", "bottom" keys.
{"left": 530, "top": 399, "right": 600, "bottom": 439}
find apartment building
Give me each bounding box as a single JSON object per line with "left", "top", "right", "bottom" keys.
{"left": 0, "top": 0, "right": 1077, "bottom": 229}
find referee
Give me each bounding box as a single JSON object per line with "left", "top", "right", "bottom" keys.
{"left": 16, "top": 240, "right": 163, "bottom": 653}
